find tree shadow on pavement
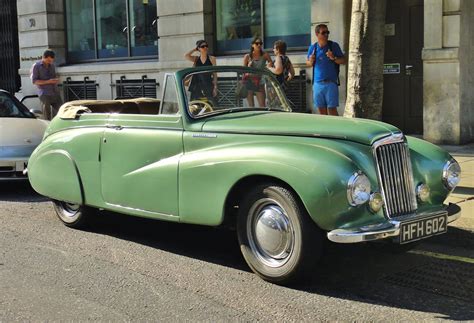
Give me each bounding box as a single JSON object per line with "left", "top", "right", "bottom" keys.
{"left": 85, "top": 210, "right": 474, "bottom": 320}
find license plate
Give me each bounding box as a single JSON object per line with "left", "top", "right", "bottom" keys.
{"left": 399, "top": 213, "right": 448, "bottom": 244}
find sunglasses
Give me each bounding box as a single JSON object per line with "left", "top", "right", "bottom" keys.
{"left": 320, "top": 31, "right": 330, "bottom": 35}
{"left": 199, "top": 44, "right": 209, "bottom": 48}
{"left": 254, "top": 42, "right": 263, "bottom": 45}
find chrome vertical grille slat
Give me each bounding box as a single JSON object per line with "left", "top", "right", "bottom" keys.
{"left": 379, "top": 146, "right": 393, "bottom": 214}
{"left": 373, "top": 134, "right": 417, "bottom": 218}
{"left": 394, "top": 143, "right": 409, "bottom": 212}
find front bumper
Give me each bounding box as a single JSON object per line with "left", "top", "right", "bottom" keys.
{"left": 0, "top": 158, "right": 29, "bottom": 180}
{"left": 327, "top": 203, "right": 461, "bottom": 243}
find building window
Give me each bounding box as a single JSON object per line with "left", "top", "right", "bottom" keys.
{"left": 215, "top": 0, "right": 311, "bottom": 54}
{"left": 66, "top": 0, "right": 158, "bottom": 63}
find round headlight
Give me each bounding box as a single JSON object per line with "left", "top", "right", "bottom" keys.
{"left": 416, "top": 183, "right": 430, "bottom": 202}
{"left": 347, "top": 172, "right": 371, "bottom": 206}
{"left": 369, "top": 192, "right": 384, "bottom": 213}
{"left": 443, "top": 159, "right": 461, "bottom": 190}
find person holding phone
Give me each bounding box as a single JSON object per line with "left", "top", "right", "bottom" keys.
{"left": 306, "top": 24, "right": 346, "bottom": 116}
{"left": 30, "top": 49, "right": 63, "bottom": 120}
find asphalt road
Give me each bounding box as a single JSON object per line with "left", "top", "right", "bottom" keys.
{"left": 1, "top": 181, "right": 473, "bottom": 321}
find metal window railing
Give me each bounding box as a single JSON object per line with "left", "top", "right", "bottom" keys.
{"left": 63, "top": 77, "right": 98, "bottom": 101}
{"left": 0, "top": 0, "right": 20, "bottom": 94}
{"left": 285, "top": 70, "right": 308, "bottom": 113}
{"left": 114, "top": 75, "right": 159, "bottom": 99}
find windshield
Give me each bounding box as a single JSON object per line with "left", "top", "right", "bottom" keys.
{"left": 0, "top": 92, "right": 35, "bottom": 118}
{"left": 183, "top": 69, "right": 291, "bottom": 118}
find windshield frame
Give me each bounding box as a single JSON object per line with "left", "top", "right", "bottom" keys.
{"left": 178, "top": 66, "right": 292, "bottom": 120}
{"left": 0, "top": 90, "right": 36, "bottom": 119}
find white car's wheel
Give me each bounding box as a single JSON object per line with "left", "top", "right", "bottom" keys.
{"left": 52, "top": 200, "right": 94, "bottom": 229}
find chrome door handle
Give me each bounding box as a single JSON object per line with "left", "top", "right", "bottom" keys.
{"left": 406, "top": 65, "right": 413, "bottom": 69}
{"left": 106, "top": 124, "right": 123, "bottom": 130}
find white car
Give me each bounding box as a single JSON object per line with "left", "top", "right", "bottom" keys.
{"left": 0, "top": 90, "right": 48, "bottom": 180}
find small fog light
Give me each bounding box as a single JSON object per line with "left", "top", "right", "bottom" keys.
{"left": 416, "top": 183, "right": 430, "bottom": 202}
{"left": 369, "top": 192, "right": 384, "bottom": 213}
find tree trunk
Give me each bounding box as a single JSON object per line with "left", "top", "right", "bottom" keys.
{"left": 344, "top": 0, "right": 387, "bottom": 120}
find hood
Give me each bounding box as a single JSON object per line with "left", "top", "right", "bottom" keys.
{"left": 201, "top": 111, "right": 401, "bottom": 145}
{"left": 0, "top": 118, "right": 49, "bottom": 146}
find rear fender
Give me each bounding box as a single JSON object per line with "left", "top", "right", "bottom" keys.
{"left": 28, "top": 149, "right": 84, "bottom": 204}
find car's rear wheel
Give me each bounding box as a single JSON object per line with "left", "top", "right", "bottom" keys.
{"left": 52, "top": 200, "right": 94, "bottom": 229}
{"left": 237, "top": 184, "right": 323, "bottom": 285}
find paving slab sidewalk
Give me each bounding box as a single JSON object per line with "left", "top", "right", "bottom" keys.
{"left": 440, "top": 143, "right": 474, "bottom": 232}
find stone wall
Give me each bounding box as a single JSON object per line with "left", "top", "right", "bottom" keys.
{"left": 459, "top": 0, "right": 474, "bottom": 142}
{"left": 423, "top": 0, "right": 472, "bottom": 144}
{"left": 17, "top": 0, "right": 65, "bottom": 96}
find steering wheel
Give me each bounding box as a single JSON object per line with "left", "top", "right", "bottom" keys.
{"left": 189, "top": 100, "right": 214, "bottom": 116}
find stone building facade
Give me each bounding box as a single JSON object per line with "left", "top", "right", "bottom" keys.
{"left": 15, "top": 0, "right": 473, "bottom": 144}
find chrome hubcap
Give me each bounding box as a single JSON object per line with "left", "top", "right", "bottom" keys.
{"left": 61, "top": 202, "right": 80, "bottom": 217}
{"left": 248, "top": 199, "right": 294, "bottom": 267}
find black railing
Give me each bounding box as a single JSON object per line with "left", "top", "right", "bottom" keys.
{"left": 115, "top": 75, "right": 159, "bottom": 99}
{"left": 63, "top": 77, "right": 98, "bottom": 101}
{"left": 0, "top": 0, "right": 20, "bottom": 93}
{"left": 285, "top": 70, "right": 308, "bottom": 113}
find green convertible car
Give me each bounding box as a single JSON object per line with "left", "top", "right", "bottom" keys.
{"left": 28, "top": 66, "right": 461, "bottom": 284}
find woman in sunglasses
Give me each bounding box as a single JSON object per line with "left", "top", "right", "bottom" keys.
{"left": 184, "top": 39, "right": 218, "bottom": 102}
{"left": 242, "top": 37, "right": 273, "bottom": 107}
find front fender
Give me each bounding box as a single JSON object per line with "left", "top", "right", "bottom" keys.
{"left": 407, "top": 136, "right": 453, "bottom": 206}
{"left": 179, "top": 136, "right": 384, "bottom": 230}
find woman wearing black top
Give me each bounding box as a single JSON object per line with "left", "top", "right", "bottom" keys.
{"left": 267, "top": 40, "right": 295, "bottom": 89}
{"left": 184, "top": 40, "right": 218, "bottom": 101}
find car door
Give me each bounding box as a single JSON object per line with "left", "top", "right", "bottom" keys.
{"left": 100, "top": 74, "right": 183, "bottom": 216}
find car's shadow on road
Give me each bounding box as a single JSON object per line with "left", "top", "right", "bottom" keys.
{"left": 2, "top": 183, "right": 471, "bottom": 320}
{"left": 87, "top": 210, "right": 474, "bottom": 320}
{"left": 0, "top": 181, "right": 49, "bottom": 202}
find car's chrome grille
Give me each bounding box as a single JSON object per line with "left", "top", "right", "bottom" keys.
{"left": 374, "top": 136, "right": 417, "bottom": 218}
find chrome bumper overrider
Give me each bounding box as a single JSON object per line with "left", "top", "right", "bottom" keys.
{"left": 327, "top": 203, "right": 461, "bottom": 243}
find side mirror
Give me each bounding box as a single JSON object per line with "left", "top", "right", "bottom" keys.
{"left": 30, "top": 109, "right": 43, "bottom": 118}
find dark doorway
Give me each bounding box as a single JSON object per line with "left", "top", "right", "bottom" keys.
{"left": 383, "top": 0, "right": 423, "bottom": 134}
{"left": 0, "top": 0, "right": 20, "bottom": 94}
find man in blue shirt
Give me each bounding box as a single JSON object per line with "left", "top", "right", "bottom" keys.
{"left": 306, "top": 24, "right": 346, "bottom": 116}
{"left": 30, "top": 49, "right": 62, "bottom": 120}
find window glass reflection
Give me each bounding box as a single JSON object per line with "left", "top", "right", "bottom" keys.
{"left": 96, "top": 0, "right": 128, "bottom": 59}
{"left": 264, "top": 0, "right": 311, "bottom": 48}
{"left": 66, "top": 0, "right": 96, "bottom": 62}
{"left": 130, "top": 0, "right": 158, "bottom": 57}
{"left": 216, "top": 0, "right": 261, "bottom": 52}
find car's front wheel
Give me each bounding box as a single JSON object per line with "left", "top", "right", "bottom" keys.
{"left": 237, "top": 184, "right": 323, "bottom": 284}
{"left": 52, "top": 200, "right": 94, "bottom": 229}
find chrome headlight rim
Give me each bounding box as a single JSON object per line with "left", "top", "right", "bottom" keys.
{"left": 347, "top": 172, "right": 371, "bottom": 206}
{"left": 443, "top": 159, "right": 461, "bottom": 191}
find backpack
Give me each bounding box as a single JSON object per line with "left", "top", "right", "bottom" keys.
{"left": 312, "top": 40, "right": 340, "bottom": 86}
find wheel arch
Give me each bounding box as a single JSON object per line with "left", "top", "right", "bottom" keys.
{"left": 222, "top": 174, "right": 313, "bottom": 229}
